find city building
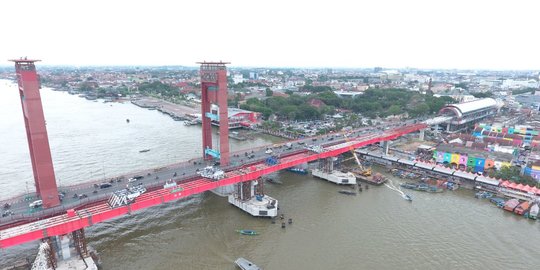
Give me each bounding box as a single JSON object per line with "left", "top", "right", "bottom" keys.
{"left": 439, "top": 98, "right": 500, "bottom": 133}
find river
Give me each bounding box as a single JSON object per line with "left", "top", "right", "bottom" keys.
{"left": 0, "top": 80, "right": 539, "bottom": 269}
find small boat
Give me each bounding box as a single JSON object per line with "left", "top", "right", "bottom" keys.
{"left": 236, "top": 230, "right": 258, "bottom": 236}
{"left": 139, "top": 149, "right": 150, "bottom": 153}
{"left": 264, "top": 177, "right": 282, "bottom": 185}
{"left": 126, "top": 119, "right": 130, "bottom": 123}
{"left": 338, "top": 190, "right": 357, "bottom": 196}
{"left": 503, "top": 199, "right": 520, "bottom": 212}
{"left": 475, "top": 191, "right": 493, "bottom": 199}
{"left": 400, "top": 183, "right": 418, "bottom": 190}
{"left": 235, "top": 257, "right": 262, "bottom": 270}
{"left": 514, "top": 201, "right": 530, "bottom": 216}
{"left": 489, "top": 197, "right": 506, "bottom": 208}
{"left": 528, "top": 203, "right": 539, "bottom": 220}
{"left": 427, "top": 186, "right": 444, "bottom": 193}
{"left": 402, "top": 194, "right": 413, "bottom": 201}
{"left": 286, "top": 167, "right": 308, "bottom": 175}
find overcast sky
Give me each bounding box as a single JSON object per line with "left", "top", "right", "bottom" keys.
{"left": 1, "top": 0, "right": 538, "bottom": 70}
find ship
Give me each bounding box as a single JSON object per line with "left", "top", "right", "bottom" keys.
{"left": 351, "top": 169, "right": 386, "bottom": 185}
{"left": 235, "top": 257, "right": 262, "bottom": 270}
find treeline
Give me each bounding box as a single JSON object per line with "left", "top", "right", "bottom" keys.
{"left": 137, "top": 81, "right": 179, "bottom": 97}
{"left": 240, "top": 88, "right": 455, "bottom": 120}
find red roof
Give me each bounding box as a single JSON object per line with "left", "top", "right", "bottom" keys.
{"left": 508, "top": 182, "right": 517, "bottom": 189}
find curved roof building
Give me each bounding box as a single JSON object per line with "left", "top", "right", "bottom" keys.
{"left": 439, "top": 98, "right": 499, "bottom": 132}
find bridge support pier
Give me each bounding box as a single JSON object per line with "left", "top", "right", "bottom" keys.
{"left": 31, "top": 229, "right": 98, "bottom": 270}
{"left": 228, "top": 178, "right": 278, "bottom": 217}
{"left": 419, "top": 129, "right": 425, "bottom": 141}
{"left": 382, "top": 141, "right": 390, "bottom": 155}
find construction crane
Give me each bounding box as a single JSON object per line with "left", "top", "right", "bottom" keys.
{"left": 344, "top": 134, "right": 371, "bottom": 176}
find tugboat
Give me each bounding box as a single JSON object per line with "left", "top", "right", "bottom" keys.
{"left": 235, "top": 257, "right": 262, "bottom": 270}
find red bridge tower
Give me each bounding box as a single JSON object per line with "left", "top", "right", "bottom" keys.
{"left": 198, "top": 61, "right": 230, "bottom": 166}
{"left": 10, "top": 59, "right": 60, "bottom": 208}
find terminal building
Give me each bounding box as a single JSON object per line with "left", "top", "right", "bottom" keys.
{"left": 438, "top": 98, "right": 499, "bottom": 133}
{"left": 211, "top": 105, "right": 261, "bottom": 129}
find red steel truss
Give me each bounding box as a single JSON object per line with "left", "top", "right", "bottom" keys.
{"left": 0, "top": 124, "right": 426, "bottom": 249}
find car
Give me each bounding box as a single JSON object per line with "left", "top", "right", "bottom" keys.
{"left": 29, "top": 200, "right": 43, "bottom": 208}
{"left": 78, "top": 194, "right": 88, "bottom": 199}
{"left": 128, "top": 177, "right": 139, "bottom": 183}
{"left": 133, "top": 175, "right": 144, "bottom": 180}
{"left": 213, "top": 161, "right": 220, "bottom": 166}
{"left": 99, "top": 183, "right": 112, "bottom": 189}
{"left": 265, "top": 149, "right": 273, "bottom": 154}
{"left": 2, "top": 210, "right": 13, "bottom": 217}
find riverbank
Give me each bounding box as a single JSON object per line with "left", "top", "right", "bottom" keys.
{"left": 131, "top": 97, "right": 199, "bottom": 121}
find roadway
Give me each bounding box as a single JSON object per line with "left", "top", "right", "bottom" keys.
{"left": 0, "top": 123, "right": 406, "bottom": 227}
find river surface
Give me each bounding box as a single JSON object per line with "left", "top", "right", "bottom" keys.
{"left": 1, "top": 79, "right": 539, "bottom": 269}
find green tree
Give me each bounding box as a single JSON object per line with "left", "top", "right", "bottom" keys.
{"left": 387, "top": 105, "right": 402, "bottom": 116}
{"left": 265, "top": 87, "right": 273, "bottom": 97}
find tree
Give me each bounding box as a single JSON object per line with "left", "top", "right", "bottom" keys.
{"left": 265, "top": 87, "right": 273, "bottom": 97}
{"left": 387, "top": 105, "right": 402, "bottom": 116}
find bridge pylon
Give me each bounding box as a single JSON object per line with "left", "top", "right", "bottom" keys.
{"left": 198, "top": 61, "right": 230, "bottom": 166}
{"left": 10, "top": 58, "right": 60, "bottom": 208}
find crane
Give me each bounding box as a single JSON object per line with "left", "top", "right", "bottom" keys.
{"left": 344, "top": 133, "right": 371, "bottom": 176}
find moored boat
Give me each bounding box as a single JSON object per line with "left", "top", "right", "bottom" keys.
{"left": 354, "top": 172, "right": 387, "bottom": 185}
{"left": 235, "top": 257, "right": 262, "bottom": 270}
{"left": 514, "top": 201, "right": 530, "bottom": 216}
{"left": 489, "top": 197, "right": 506, "bottom": 208}
{"left": 400, "top": 183, "right": 418, "bottom": 190}
{"left": 503, "top": 199, "right": 520, "bottom": 212}
{"left": 528, "top": 203, "right": 539, "bottom": 220}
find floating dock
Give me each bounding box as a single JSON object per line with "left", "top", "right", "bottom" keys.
{"left": 228, "top": 194, "right": 278, "bottom": 217}
{"left": 312, "top": 169, "right": 356, "bottom": 185}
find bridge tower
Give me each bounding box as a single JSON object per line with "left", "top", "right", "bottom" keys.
{"left": 10, "top": 58, "right": 60, "bottom": 208}
{"left": 198, "top": 61, "right": 230, "bottom": 166}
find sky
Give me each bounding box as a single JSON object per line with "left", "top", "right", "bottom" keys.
{"left": 0, "top": 0, "right": 539, "bottom": 70}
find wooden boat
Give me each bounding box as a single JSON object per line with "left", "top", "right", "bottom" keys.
{"left": 514, "top": 201, "right": 530, "bottom": 216}
{"left": 235, "top": 257, "right": 262, "bottom": 270}
{"left": 489, "top": 197, "right": 506, "bottom": 208}
{"left": 236, "top": 230, "right": 259, "bottom": 236}
{"left": 139, "top": 149, "right": 150, "bottom": 153}
{"left": 528, "top": 203, "right": 539, "bottom": 220}
{"left": 503, "top": 199, "right": 520, "bottom": 212}
{"left": 338, "top": 190, "right": 357, "bottom": 196}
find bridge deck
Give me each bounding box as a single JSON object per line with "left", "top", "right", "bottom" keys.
{"left": 0, "top": 124, "right": 426, "bottom": 248}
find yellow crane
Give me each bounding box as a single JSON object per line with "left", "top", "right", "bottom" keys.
{"left": 344, "top": 133, "right": 371, "bottom": 176}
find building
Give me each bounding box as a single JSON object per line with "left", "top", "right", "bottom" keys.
{"left": 210, "top": 105, "right": 261, "bottom": 129}
{"left": 439, "top": 98, "right": 500, "bottom": 133}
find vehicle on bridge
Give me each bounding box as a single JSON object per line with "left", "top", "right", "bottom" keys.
{"left": 29, "top": 200, "right": 43, "bottom": 208}
{"left": 198, "top": 166, "right": 225, "bottom": 180}
{"left": 107, "top": 185, "right": 147, "bottom": 208}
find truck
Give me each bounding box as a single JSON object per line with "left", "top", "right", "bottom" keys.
{"left": 107, "top": 185, "right": 147, "bottom": 208}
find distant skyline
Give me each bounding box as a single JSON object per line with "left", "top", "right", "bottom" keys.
{"left": 1, "top": 0, "right": 539, "bottom": 70}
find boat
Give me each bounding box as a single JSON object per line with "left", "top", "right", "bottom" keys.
{"left": 402, "top": 194, "right": 413, "bottom": 201}
{"left": 514, "top": 201, "right": 530, "bottom": 216}
{"left": 264, "top": 177, "right": 283, "bottom": 185}
{"left": 338, "top": 190, "right": 357, "bottom": 196}
{"left": 528, "top": 203, "right": 539, "bottom": 220}
{"left": 139, "top": 149, "right": 150, "bottom": 153}
{"left": 503, "top": 199, "right": 520, "bottom": 212}
{"left": 286, "top": 167, "right": 308, "bottom": 175}
{"left": 400, "top": 183, "right": 418, "bottom": 190}
{"left": 235, "top": 257, "right": 262, "bottom": 270}
{"left": 353, "top": 171, "right": 387, "bottom": 185}
{"left": 236, "top": 230, "right": 258, "bottom": 236}
{"left": 475, "top": 191, "right": 493, "bottom": 199}
{"left": 489, "top": 197, "right": 506, "bottom": 208}
{"left": 426, "top": 186, "right": 444, "bottom": 193}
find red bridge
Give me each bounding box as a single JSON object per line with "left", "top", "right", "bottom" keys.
{"left": 0, "top": 60, "right": 427, "bottom": 249}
